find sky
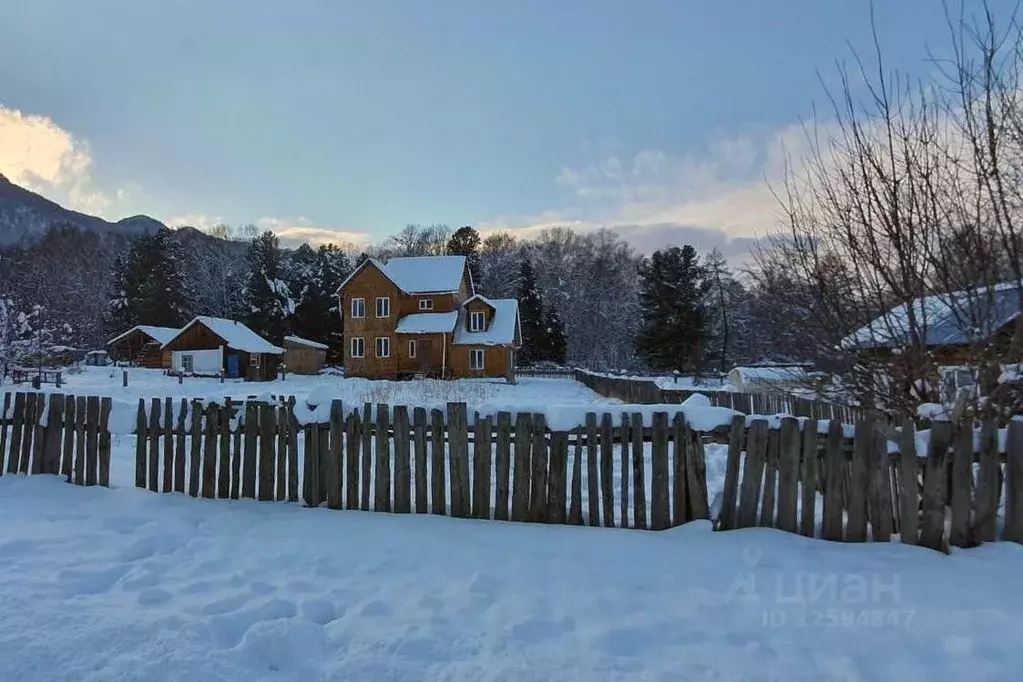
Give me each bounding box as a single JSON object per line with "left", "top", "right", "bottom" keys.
{"left": 0, "top": 0, "right": 1016, "bottom": 256}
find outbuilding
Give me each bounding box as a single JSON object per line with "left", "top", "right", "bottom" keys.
{"left": 283, "top": 335, "right": 328, "bottom": 375}
{"left": 107, "top": 325, "right": 179, "bottom": 368}
{"left": 161, "top": 316, "right": 284, "bottom": 382}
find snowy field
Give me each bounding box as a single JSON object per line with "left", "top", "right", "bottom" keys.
{"left": 2, "top": 474, "right": 1022, "bottom": 681}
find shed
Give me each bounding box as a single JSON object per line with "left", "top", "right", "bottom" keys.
{"left": 726, "top": 366, "right": 810, "bottom": 393}
{"left": 85, "top": 350, "right": 109, "bottom": 366}
{"left": 161, "top": 316, "right": 284, "bottom": 382}
{"left": 107, "top": 325, "right": 179, "bottom": 368}
{"left": 283, "top": 335, "right": 328, "bottom": 375}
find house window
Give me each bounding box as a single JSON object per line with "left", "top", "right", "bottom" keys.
{"left": 408, "top": 340, "right": 417, "bottom": 358}
{"left": 469, "top": 311, "right": 486, "bottom": 332}
{"left": 418, "top": 298, "right": 434, "bottom": 311}
{"left": 470, "top": 349, "right": 485, "bottom": 370}
{"left": 350, "top": 337, "right": 365, "bottom": 358}
{"left": 376, "top": 336, "right": 391, "bottom": 358}
{"left": 181, "top": 354, "right": 194, "bottom": 373}
{"left": 375, "top": 297, "right": 390, "bottom": 318}
{"left": 351, "top": 297, "right": 365, "bottom": 318}
{"left": 250, "top": 354, "right": 261, "bottom": 368}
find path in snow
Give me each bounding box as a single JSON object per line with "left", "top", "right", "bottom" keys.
{"left": 1, "top": 475, "right": 1022, "bottom": 681}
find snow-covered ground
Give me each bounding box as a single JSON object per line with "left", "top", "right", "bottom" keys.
{"left": 2, "top": 474, "right": 1022, "bottom": 680}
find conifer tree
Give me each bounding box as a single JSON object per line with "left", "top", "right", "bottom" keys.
{"left": 517, "top": 258, "right": 546, "bottom": 365}
{"left": 244, "top": 231, "right": 294, "bottom": 342}
{"left": 544, "top": 307, "right": 567, "bottom": 365}
{"left": 446, "top": 225, "right": 482, "bottom": 286}
{"left": 104, "top": 229, "right": 190, "bottom": 333}
{"left": 635, "top": 245, "right": 709, "bottom": 372}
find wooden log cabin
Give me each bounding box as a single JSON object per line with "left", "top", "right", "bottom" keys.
{"left": 336, "top": 255, "right": 521, "bottom": 381}
{"left": 283, "top": 335, "right": 328, "bottom": 374}
{"left": 161, "top": 316, "right": 284, "bottom": 382}
{"left": 106, "top": 325, "right": 179, "bottom": 368}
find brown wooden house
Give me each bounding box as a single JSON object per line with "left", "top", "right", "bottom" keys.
{"left": 283, "top": 335, "right": 328, "bottom": 374}
{"left": 336, "top": 256, "right": 521, "bottom": 380}
{"left": 161, "top": 316, "right": 284, "bottom": 381}
{"left": 107, "top": 325, "right": 179, "bottom": 368}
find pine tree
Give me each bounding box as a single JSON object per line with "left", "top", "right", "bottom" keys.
{"left": 284, "top": 243, "right": 351, "bottom": 348}
{"left": 635, "top": 245, "right": 709, "bottom": 372}
{"left": 446, "top": 225, "right": 482, "bottom": 287}
{"left": 104, "top": 229, "right": 190, "bottom": 334}
{"left": 244, "top": 231, "right": 294, "bottom": 342}
{"left": 544, "top": 307, "right": 567, "bottom": 365}
{"left": 517, "top": 258, "right": 546, "bottom": 365}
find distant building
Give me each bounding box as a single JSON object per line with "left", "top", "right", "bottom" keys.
{"left": 283, "top": 335, "right": 328, "bottom": 375}
{"left": 161, "top": 316, "right": 283, "bottom": 382}
{"left": 726, "top": 365, "right": 810, "bottom": 393}
{"left": 107, "top": 325, "right": 179, "bottom": 368}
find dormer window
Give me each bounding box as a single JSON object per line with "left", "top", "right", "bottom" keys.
{"left": 469, "top": 311, "right": 486, "bottom": 332}
{"left": 418, "top": 298, "right": 434, "bottom": 311}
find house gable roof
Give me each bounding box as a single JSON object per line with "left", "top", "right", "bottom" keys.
{"left": 107, "top": 325, "right": 180, "bottom": 347}
{"left": 453, "top": 299, "right": 520, "bottom": 346}
{"left": 283, "top": 335, "right": 329, "bottom": 350}
{"left": 163, "top": 316, "right": 284, "bottom": 355}
{"left": 335, "top": 255, "right": 470, "bottom": 296}
{"left": 462, "top": 293, "right": 497, "bottom": 313}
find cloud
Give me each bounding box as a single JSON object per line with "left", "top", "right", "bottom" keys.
{"left": 0, "top": 104, "right": 130, "bottom": 218}
{"left": 256, "top": 217, "right": 372, "bottom": 249}
{"left": 483, "top": 123, "right": 817, "bottom": 256}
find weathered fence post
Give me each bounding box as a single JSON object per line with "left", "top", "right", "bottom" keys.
{"left": 361, "top": 403, "right": 372, "bottom": 511}
{"left": 511, "top": 412, "right": 531, "bottom": 521}
{"left": 175, "top": 398, "right": 188, "bottom": 495}
{"left": 473, "top": 414, "right": 493, "bottom": 520}
{"left": 529, "top": 413, "right": 549, "bottom": 523}
{"left": 619, "top": 412, "right": 630, "bottom": 528}
{"left": 98, "top": 397, "right": 111, "bottom": 487}
{"left": 375, "top": 403, "right": 391, "bottom": 513}
{"left": 717, "top": 415, "right": 745, "bottom": 531}
{"left": 242, "top": 401, "right": 257, "bottom": 499}
{"left": 202, "top": 402, "right": 219, "bottom": 499}
{"left": 650, "top": 411, "right": 670, "bottom": 531}
{"left": 163, "top": 397, "right": 174, "bottom": 493}
{"left": 631, "top": 412, "right": 646, "bottom": 530}
{"left": 737, "top": 419, "right": 767, "bottom": 529}
{"left": 1003, "top": 419, "right": 1023, "bottom": 544}
{"left": 975, "top": 420, "right": 1000, "bottom": 543}
{"left": 822, "top": 419, "right": 845, "bottom": 542}
{"left": 776, "top": 417, "right": 800, "bottom": 534}
{"left": 430, "top": 408, "right": 446, "bottom": 515}
{"left": 585, "top": 412, "right": 599, "bottom": 526}
{"left": 393, "top": 405, "right": 411, "bottom": 514}
{"left": 494, "top": 412, "right": 512, "bottom": 521}
{"left": 42, "top": 394, "right": 63, "bottom": 475}
{"left": 948, "top": 422, "right": 972, "bottom": 548}
{"left": 411, "top": 407, "right": 427, "bottom": 513}
{"left": 61, "top": 394, "right": 74, "bottom": 479}
{"left": 846, "top": 418, "right": 871, "bottom": 542}
{"left": 920, "top": 421, "right": 951, "bottom": 550}
{"left": 219, "top": 398, "right": 232, "bottom": 499}
{"left": 345, "top": 409, "right": 361, "bottom": 509}
{"left": 134, "top": 398, "right": 146, "bottom": 488}
{"left": 600, "top": 412, "right": 614, "bottom": 526}
{"left": 326, "top": 400, "right": 344, "bottom": 510}
{"left": 447, "top": 403, "right": 469, "bottom": 518}
{"left": 188, "top": 400, "right": 202, "bottom": 497}
{"left": 799, "top": 419, "right": 818, "bottom": 538}
{"left": 898, "top": 419, "right": 918, "bottom": 545}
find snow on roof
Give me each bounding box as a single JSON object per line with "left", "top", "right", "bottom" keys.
{"left": 453, "top": 299, "right": 520, "bottom": 346}
{"left": 283, "top": 335, "right": 329, "bottom": 350}
{"left": 107, "top": 325, "right": 180, "bottom": 347}
{"left": 463, "top": 293, "right": 496, "bottom": 309}
{"left": 335, "top": 256, "right": 468, "bottom": 295}
{"left": 395, "top": 311, "right": 459, "bottom": 334}
{"left": 841, "top": 281, "right": 1022, "bottom": 350}
{"left": 165, "top": 316, "right": 284, "bottom": 355}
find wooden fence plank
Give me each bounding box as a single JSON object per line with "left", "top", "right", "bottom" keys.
{"left": 822, "top": 420, "right": 845, "bottom": 542}
{"left": 685, "top": 425, "right": 710, "bottom": 521}
{"left": 868, "top": 422, "right": 893, "bottom": 543}
{"left": 529, "top": 413, "right": 548, "bottom": 523}
{"left": 241, "top": 401, "right": 257, "bottom": 499}
{"left": 19, "top": 392, "right": 35, "bottom": 474}
{"left": 600, "top": 412, "right": 614, "bottom": 527}
{"left": 799, "top": 419, "right": 818, "bottom": 538}
{"left": 431, "top": 408, "right": 446, "bottom": 515}
{"left": 258, "top": 403, "right": 276, "bottom": 502}
{"left": 1003, "top": 420, "right": 1023, "bottom": 544}
{"left": 188, "top": 400, "right": 202, "bottom": 498}
{"left": 361, "top": 403, "right": 372, "bottom": 511}
{"left": 619, "top": 413, "right": 630, "bottom": 528}
{"left": 145, "top": 397, "right": 159, "bottom": 491}
{"left": 303, "top": 420, "right": 318, "bottom": 506}
{"left": 759, "top": 427, "right": 779, "bottom": 528}
{"left": 276, "top": 400, "right": 288, "bottom": 501}
{"left": 494, "top": 412, "right": 512, "bottom": 521}
{"left": 202, "top": 402, "right": 218, "bottom": 499}
{"left": 7, "top": 393, "right": 25, "bottom": 475}
{"left": 548, "top": 430, "right": 568, "bottom": 524}
{"left": 375, "top": 404, "right": 392, "bottom": 512}
{"left": 326, "top": 400, "right": 343, "bottom": 510}
{"left": 921, "top": 421, "right": 951, "bottom": 550}
{"left": 176, "top": 399, "right": 188, "bottom": 495}
{"left": 975, "top": 420, "right": 1000, "bottom": 543}
{"left": 737, "top": 419, "right": 768, "bottom": 529}
{"left": 318, "top": 417, "right": 330, "bottom": 505}
{"left": 74, "top": 396, "right": 87, "bottom": 484}
{"left": 776, "top": 417, "right": 800, "bottom": 534}
{"left": 948, "top": 422, "right": 973, "bottom": 549}
{"left": 84, "top": 396, "right": 99, "bottom": 486}
{"left": 474, "top": 415, "right": 493, "bottom": 520}
{"left": 511, "top": 412, "right": 531, "bottom": 522}
{"left": 219, "top": 398, "right": 232, "bottom": 499}
{"left": 393, "top": 405, "right": 411, "bottom": 514}
{"left": 345, "top": 411, "right": 360, "bottom": 509}
{"left": 717, "top": 415, "right": 744, "bottom": 530}
{"left": 898, "top": 419, "right": 918, "bottom": 545}
{"left": 845, "top": 418, "right": 870, "bottom": 542}
{"left": 162, "top": 397, "right": 174, "bottom": 493}
{"left": 98, "top": 397, "right": 111, "bottom": 487}
{"left": 585, "top": 412, "right": 599, "bottom": 526}
{"left": 42, "top": 394, "right": 63, "bottom": 475}
{"left": 631, "top": 412, "right": 646, "bottom": 530}
{"left": 31, "top": 392, "right": 46, "bottom": 475}
{"left": 650, "top": 412, "right": 670, "bottom": 531}
{"left": 413, "top": 407, "right": 428, "bottom": 514}
{"left": 569, "top": 429, "right": 583, "bottom": 525}
{"left": 0, "top": 392, "right": 9, "bottom": 475}
{"left": 60, "top": 394, "right": 74, "bottom": 479}
{"left": 673, "top": 413, "right": 690, "bottom": 526}
{"left": 448, "top": 403, "right": 469, "bottom": 518}
{"left": 286, "top": 398, "right": 299, "bottom": 503}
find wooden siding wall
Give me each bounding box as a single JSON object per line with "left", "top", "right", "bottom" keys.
{"left": 163, "top": 323, "right": 227, "bottom": 353}
{"left": 464, "top": 298, "right": 494, "bottom": 331}
{"left": 449, "top": 345, "right": 512, "bottom": 380}
{"left": 283, "top": 344, "right": 326, "bottom": 375}
{"left": 110, "top": 331, "right": 170, "bottom": 368}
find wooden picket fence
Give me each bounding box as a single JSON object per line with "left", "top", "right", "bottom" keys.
{"left": 717, "top": 414, "right": 1023, "bottom": 552}
{"left": 133, "top": 397, "right": 713, "bottom": 529}
{"left": 575, "top": 369, "right": 868, "bottom": 422}
{"left": 0, "top": 392, "right": 113, "bottom": 486}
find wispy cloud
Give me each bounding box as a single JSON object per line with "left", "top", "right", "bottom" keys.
{"left": 255, "top": 217, "right": 371, "bottom": 249}
{"left": 0, "top": 104, "right": 133, "bottom": 218}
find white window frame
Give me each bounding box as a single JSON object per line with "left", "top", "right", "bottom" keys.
{"left": 181, "top": 354, "right": 194, "bottom": 373}
{"left": 375, "top": 336, "right": 391, "bottom": 358}
{"left": 351, "top": 297, "right": 365, "bottom": 318}
{"left": 375, "top": 297, "right": 391, "bottom": 318}
{"left": 350, "top": 337, "right": 365, "bottom": 358}
{"left": 418, "top": 298, "right": 434, "bottom": 311}
{"left": 470, "top": 349, "right": 485, "bottom": 370}
{"left": 408, "top": 339, "right": 417, "bottom": 358}
{"left": 469, "top": 311, "right": 485, "bottom": 332}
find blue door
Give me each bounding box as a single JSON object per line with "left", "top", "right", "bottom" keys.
{"left": 227, "top": 353, "right": 240, "bottom": 379}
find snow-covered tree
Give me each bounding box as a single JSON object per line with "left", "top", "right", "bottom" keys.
{"left": 244, "top": 231, "right": 294, "bottom": 343}
{"left": 104, "top": 228, "right": 191, "bottom": 334}
{"left": 635, "top": 245, "right": 709, "bottom": 373}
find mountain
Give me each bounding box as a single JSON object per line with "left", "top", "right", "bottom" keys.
{"left": 0, "top": 174, "right": 164, "bottom": 246}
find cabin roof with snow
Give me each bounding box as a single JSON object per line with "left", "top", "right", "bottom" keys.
{"left": 335, "top": 255, "right": 471, "bottom": 296}
{"left": 106, "top": 325, "right": 180, "bottom": 347}
{"left": 162, "top": 316, "right": 284, "bottom": 355}
{"left": 283, "top": 335, "right": 329, "bottom": 350}
{"left": 841, "top": 282, "right": 1022, "bottom": 350}
{"left": 453, "top": 298, "right": 520, "bottom": 346}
